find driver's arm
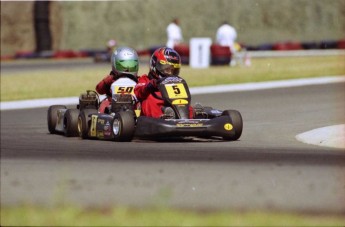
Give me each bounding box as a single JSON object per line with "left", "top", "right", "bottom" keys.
{"left": 96, "top": 75, "right": 114, "bottom": 96}
{"left": 134, "top": 76, "right": 157, "bottom": 101}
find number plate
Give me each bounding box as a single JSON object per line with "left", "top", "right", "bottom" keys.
{"left": 165, "top": 84, "right": 188, "bottom": 99}
{"left": 114, "top": 86, "right": 135, "bottom": 94}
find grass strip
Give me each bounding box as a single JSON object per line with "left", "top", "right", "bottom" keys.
{"left": 2, "top": 204, "right": 345, "bottom": 226}
{"left": 1, "top": 56, "right": 344, "bottom": 101}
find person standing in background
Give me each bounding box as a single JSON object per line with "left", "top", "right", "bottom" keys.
{"left": 216, "top": 21, "right": 237, "bottom": 53}
{"left": 106, "top": 39, "right": 117, "bottom": 55}
{"left": 216, "top": 21, "right": 239, "bottom": 66}
{"left": 94, "top": 39, "right": 117, "bottom": 62}
{"left": 166, "top": 18, "right": 183, "bottom": 49}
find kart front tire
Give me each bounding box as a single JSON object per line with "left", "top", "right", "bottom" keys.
{"left": 64, "top": 109, "right": 79, "bottom": 137}
{"left": 222, "top": 110, "right": 243, "bottom": 141}
{"left": 47, "top": 105, "right": 67, "bottom": 134}
{"left": 78, "top": 109, "right": 97, "bottom": 139}
{"left": 112, "top": 111, "right": 135, "bottom": 142}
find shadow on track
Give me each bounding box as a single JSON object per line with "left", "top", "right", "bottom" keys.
{"left": 2, "top": 135, "right": 345, "bottom": 166}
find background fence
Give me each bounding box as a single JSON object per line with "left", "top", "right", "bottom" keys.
{"left": 1, "top": 0, "right": 345, "bottom": 56}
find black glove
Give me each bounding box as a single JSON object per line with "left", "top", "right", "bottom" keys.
{"left": 146, "top": 79, "right": 159, "bottom": 92}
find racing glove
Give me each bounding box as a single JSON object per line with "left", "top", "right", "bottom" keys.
{"left": 146, "top": 79, "right": 159, "bottom": 92}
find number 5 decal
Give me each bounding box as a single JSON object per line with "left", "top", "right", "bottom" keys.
{"left": 165, "top": 84, "right": 188, "bottom": 99}
{"left": 172, "top": 85, "right": 181, "bottom": 94}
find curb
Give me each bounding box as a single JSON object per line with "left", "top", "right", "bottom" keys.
{"left": 296, "top": 125, "right": 345, "bottom": 149}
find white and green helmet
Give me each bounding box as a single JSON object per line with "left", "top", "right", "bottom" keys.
{"left": 111, "top": 47, "right": 139, "bottom": 76}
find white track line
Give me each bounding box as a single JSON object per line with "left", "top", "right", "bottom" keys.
{"left": 1, "top": 76, "right": 344, "bottom": 111}
{"left": 189, "top": 76, "right": 345, "bottom": 94}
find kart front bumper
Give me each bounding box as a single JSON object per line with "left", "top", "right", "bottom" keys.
{"left": 134, "top": 116, "right": 236, "bottom": 138}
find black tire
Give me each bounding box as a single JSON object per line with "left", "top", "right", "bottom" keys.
{"left": 222, "top": 110, "right": 243, "bottom": 141}
{"left": 47, "top": 105, "right": 66, "bottom": 134}
{"left": 64, "top": 109, "right": 79, "bottom": 137}
{"left": 78, "top": 109, "right": 97, "bottom": 139}
{"left": 112, "top": 111, "right": 135, "bottom": 142}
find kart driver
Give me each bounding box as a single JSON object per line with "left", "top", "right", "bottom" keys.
{"left": 96, "top": 46, "right": 139, "bottom": 113}
{"left": 134, "top": 47, "right": 193, "bottom": 118}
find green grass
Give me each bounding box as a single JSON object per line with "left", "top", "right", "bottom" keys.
{"left": 2, "top": 204, "right": 345, "bottom": 226}
{"left": 182, "top": 55, "right": 345, "bottom": 85}
{"left": 1, "top": 56, "right": 344, "bottom": 101}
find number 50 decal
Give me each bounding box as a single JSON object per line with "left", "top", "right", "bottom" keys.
{"left": 165, "top": 84, "right": 188, "bottom": 99}
{"left": 114, "top": 86, "right": 134, "bottom": 94}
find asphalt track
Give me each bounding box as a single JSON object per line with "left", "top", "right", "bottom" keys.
{"left": 1, "top": 80, "right": 345, "bottom": 214}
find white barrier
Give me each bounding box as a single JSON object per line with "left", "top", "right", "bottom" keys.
{"left": 189, "top": 38, "right": 212, "bottom": 68}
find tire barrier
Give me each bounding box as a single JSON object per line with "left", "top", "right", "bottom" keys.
{"left": 338, "top": 39, "right": 345, "bottom": 49}
{"left": 273, "top": 42, "right": 303, "bottom": 51}
{"left": 2, "top": 39, "right": 345, "bottom": 62}
{"left": 174, "top": 44, "right": 190, "bottom": 65}
{"left": 210, "top": 44, "right": 232, "bottom": 65}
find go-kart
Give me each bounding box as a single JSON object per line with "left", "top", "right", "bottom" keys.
{"left": 47, "top": 90, "right": 100, "bottom": 137}
{"left": 78, "top": 76, "right": 243, "bottom": 142}
{"left": 47, "top": 76, "right": 138, "bottom": 137}
{"left": 77, "top": 77, "right": 138, "bottom": 141}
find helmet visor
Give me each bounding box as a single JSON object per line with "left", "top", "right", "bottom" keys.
{"left": 156, "top": 60, "right": 181, "bottom": 77}
{"left": 116, "top": 60, "right": 139, "bottom": 73}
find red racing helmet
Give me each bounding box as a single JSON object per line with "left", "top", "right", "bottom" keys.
{"left": 149, "top": 47, "right": 181, "bottom": 79}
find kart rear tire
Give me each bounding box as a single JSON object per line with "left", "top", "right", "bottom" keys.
{"left": 222, "top": 110, "right": 243, "bottom": 141}
{"left": 47, "top": 105, "right": 67, "bottom": 134}
{"left": 64, "top": 109, "right": 79, "bottom": 137}
{"left": 112, "top": 111, "right": 135, "bottom": 142}
{"left": 78, "top": 109, "right": 97, "bottom": 139}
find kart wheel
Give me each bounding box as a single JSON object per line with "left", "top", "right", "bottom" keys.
{"left": 78, "top": 109, "right": 97, "bottom": 139}
{"left": 222, "top": 110, "right": 243, "bottom": 141}
{"left": 64, "top": 109, "right": 79, "bottom": 137}
{"left": 112, "top": 111, "right": 135, "bottom": 142}
{"left": 47, "top": 105, "right": 67, "bottom": 134}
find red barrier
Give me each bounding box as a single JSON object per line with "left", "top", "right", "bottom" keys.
{"left": 273, "top": 42, "right": 302, "bottom": 51}
{"left": 53, "top": 50, "right": 79, "bottom": 58}
{"left": 338, "top": 39, "right": 345, "bottom": 49}
{"left": 174, "top": 44, "right": 190, "bottom": 64}
{"left": 210, "top": 44, "right": 231, "bottom": 65}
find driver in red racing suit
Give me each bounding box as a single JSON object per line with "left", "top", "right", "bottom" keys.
{"left": 96, "top": 46, "right": 139, "bottom": 113}
{"left": 134, "top": 47, "right": 193, "bottom": 118}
